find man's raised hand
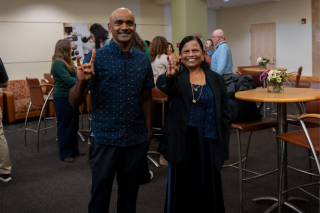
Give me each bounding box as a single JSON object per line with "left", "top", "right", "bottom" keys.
{"left": 166, "top": 56, "right": 181, "bottom": 80}
{"left": 77, "top": 49, "right": 96, "bottom": 82}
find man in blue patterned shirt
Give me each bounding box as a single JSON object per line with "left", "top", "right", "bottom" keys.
{"left": 205, "top": 29, "right": 233, "bottom": 79}
{"left": 69, "top": 8, "right": 154, "bottom": 213}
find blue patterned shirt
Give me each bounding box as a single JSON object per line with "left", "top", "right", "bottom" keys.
{"left": 207, "top": 41, "right": 233, "bottom": 76}
{"left": 83, "top": 39, "right": 155, "bottom": 146}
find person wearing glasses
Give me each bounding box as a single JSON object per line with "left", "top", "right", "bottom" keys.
{"left": 205, "top": 29, "right": 233, "bottom": 79}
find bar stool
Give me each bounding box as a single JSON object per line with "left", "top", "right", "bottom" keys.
{"left": 149, "top": 86, "right": 168, "bottom": 167}
{"left": 25, "top": 77, "right": 56, "bottom": 153}
{"left": 78, "top": 92, "right": 91, "bottom": 143}
{"left": 225, "top": 113, "right": 278, "bottom": 212}
{"left": 277, "top": 114, "right": 320, "bottom": 212}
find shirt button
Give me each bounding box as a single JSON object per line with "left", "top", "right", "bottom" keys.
{"left": 128, "top": 84, "right": 130, "bottom": 86}
{"left": 128, "top": 98, "right": 130, "bottom": 100}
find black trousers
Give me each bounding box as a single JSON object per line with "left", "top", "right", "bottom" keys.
{"left": 88, "top": 137, "right": 149, "bottom": 213}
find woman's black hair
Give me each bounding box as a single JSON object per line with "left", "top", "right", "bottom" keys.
{"left": 168, "top": 42, "right": 174, "bottom": 53}
{"left": 178, "top": 36, "right": 210, "bottom": 70}
{"left": 90, "top": 23, "right": 109, "bottom": 50}
{"left": 145, "top": 40, "right": 151, "bottom": 47}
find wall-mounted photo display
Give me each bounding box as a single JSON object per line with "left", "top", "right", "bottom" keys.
{"left": 63, "top": 23, "right": 109, "bottom": 60}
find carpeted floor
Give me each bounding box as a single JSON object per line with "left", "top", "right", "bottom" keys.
{"left": 0, "top": 103, "right": 318, "bottom": 213}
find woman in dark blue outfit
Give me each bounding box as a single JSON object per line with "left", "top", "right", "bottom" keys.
{"left": 156, "top": 36, "right": 231, "bottom": 213}
{"left": 51, "top": 40, "right": 84, "bottom": 162}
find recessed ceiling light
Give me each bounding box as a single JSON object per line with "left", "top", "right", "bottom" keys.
{"left": 224, "top": 0, "right": 229, "bottom": 2}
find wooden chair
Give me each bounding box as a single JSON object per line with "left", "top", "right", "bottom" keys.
{"left": 277, "top": 114, "right": 320, "bottom": 212}
{"left": 285, "top": 66, "right": 303, "bottom": 88}
{"left": 287, "top": 80, "right": 320, "bottom": 128}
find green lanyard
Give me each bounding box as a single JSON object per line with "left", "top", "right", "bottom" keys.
{"left": 215, "top": 41, "right": 226, "bottom": 50}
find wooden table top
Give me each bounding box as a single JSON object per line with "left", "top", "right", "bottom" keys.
{"left": 235, "top": 88, "right": 320, "bottom": 103}
{"left": 243, "top": 68, "right": 287, "bottom": 72}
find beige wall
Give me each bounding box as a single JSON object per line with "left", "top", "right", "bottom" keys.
{"left": 172, "top": 0, "right": 207, "bottom": 53}
{"left": 0, "top": 0, "right": 165, "bottom": 80}
{"left": 216, "top": 0, "right": 312, "bottom": 75}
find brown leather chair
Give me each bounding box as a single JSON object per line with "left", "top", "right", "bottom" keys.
{"left": 2, "top": 80, "right": 42, "bottom": 123}
{"left": 225, "top": 106, "right": 278, "bottom": 212}
{"left": 237, "top": 66, "right": 262, "bottom": 87}
{"left": 277, "top": 114, "right": 320, "bottom": 212}
{"left": 41, "top": 73, "right": 55, "bottom": 117}
{"left": 287, "top": 80, "right": 320, "bottom": 127}
{"left": 25, "top": 77, "right": 56, "bottom": 153}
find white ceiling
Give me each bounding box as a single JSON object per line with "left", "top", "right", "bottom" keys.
{"left": 207, "top": 0, "right": 279, "bottom": 9}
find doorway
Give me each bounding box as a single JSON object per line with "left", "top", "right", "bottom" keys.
{"left": 251, "top": 23, "right": 276, "bottom": 69}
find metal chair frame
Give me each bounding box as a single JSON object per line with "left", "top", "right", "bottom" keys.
{"left": 25, "top": 84, "right": 56, "bottom": 153}
{"left": 278, "top": 114, "right": 320, "bottom": 213}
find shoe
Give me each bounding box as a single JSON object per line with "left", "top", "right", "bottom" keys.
{"left": 78, "top": 151, "right": 85, "bottom": 156}
{"left": 0, "top": 174, "right": 12, "bottom": 182}
{"left": 63, "top": 157, "right": 74, "bottom": 162}
{"left": 149, "top": 171, "right": 153, "bottom": 180}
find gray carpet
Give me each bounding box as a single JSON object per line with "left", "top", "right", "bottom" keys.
{"left": 0, "top": 103, "right": 318, "bottom": 213}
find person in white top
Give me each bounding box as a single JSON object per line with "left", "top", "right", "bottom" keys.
{"left": 149, "top": 36, "right": 168, "bottom": 77}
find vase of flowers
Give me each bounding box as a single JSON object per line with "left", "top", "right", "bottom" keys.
{"left": 260, "top": 69, "right": 288, "bottom": 93}
{"left": 257, "top": 57, "right": 270, "bottom": 69}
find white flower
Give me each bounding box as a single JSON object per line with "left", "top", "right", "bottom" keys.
{"left": 257, "top": 57, "right": 263, "bottom": 63}
{"left": 277, "top": 77, "right": 282, "bottom": 83}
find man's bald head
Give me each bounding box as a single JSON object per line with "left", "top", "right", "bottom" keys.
{"left": 108, "top": 7, "right": 136, "bottom": 49}
{"left": 211, "top": 29, "right": 225, "bottom": 45}
{"left": 110, "top": 8, "right": 135, "bottom": 23}
{"left": 213, "top": 29, "right": 224, "bottom": 37}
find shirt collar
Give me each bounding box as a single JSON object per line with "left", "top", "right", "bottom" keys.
{"left": 215, "top": 41, "right": 226, "bottom": 50}
{"left": 109, "top": 39, "right": 135, "bottom": 56}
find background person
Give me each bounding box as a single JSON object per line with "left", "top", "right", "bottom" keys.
{"left": 157, "top": 36, "right": 231, "bottom": 213}
{"left": 149, "top": 36, "right": 168, "bottom": 77}
{"left": 89, "top": 23, "right": 109, "bottom": 50}
{"left": 0, "top": 59, "right": 12, "bottom": 182}
{"left": 167, "top": 42, "right": 179, "bottom": 61}
{"left": 51, "top": 39, "right": 84, "bottom": 163}
{"left": 204, "top": 39, "right": 214, "bottom": 65}
{"left": 205, "top": 29, "right": 233, "bottom": 79}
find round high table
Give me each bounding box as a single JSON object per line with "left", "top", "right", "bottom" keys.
{"left": 235, "top": 88, "right": 320, "bottom": 213}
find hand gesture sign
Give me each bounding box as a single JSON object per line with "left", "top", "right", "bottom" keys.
{"left": 77, "top": 49, "right": 96, "bottom": 82}
{"left": 166, "top": 56, "right": 181, "bottom": 80}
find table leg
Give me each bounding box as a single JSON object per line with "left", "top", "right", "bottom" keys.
{"left": 253, "top": 103, "right": 308, "bottom": 213}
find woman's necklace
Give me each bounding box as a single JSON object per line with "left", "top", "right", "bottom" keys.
{"left": 190, "top": 70, "right": 204, "bottom": 103}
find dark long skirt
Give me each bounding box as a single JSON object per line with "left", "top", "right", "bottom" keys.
{"left": 165, "top": 126, "right": 225, "bottom": 213}
{"left": 53, "top": 97, "right": 79, "bottom": 160}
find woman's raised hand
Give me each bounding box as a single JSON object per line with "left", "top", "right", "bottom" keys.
{"left": 166, "top": 56, "right": 181, "bottom": 80}
{"left": 77, "top": 49, "right": 96, "bottom": 82}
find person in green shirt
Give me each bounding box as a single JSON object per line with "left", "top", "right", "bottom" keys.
{"left": 51, "top": 39, "right": 84, "bottom": 162}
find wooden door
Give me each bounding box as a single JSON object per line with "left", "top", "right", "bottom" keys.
{"left": 251, "top": 23, "right": 276, "bottom": 69}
